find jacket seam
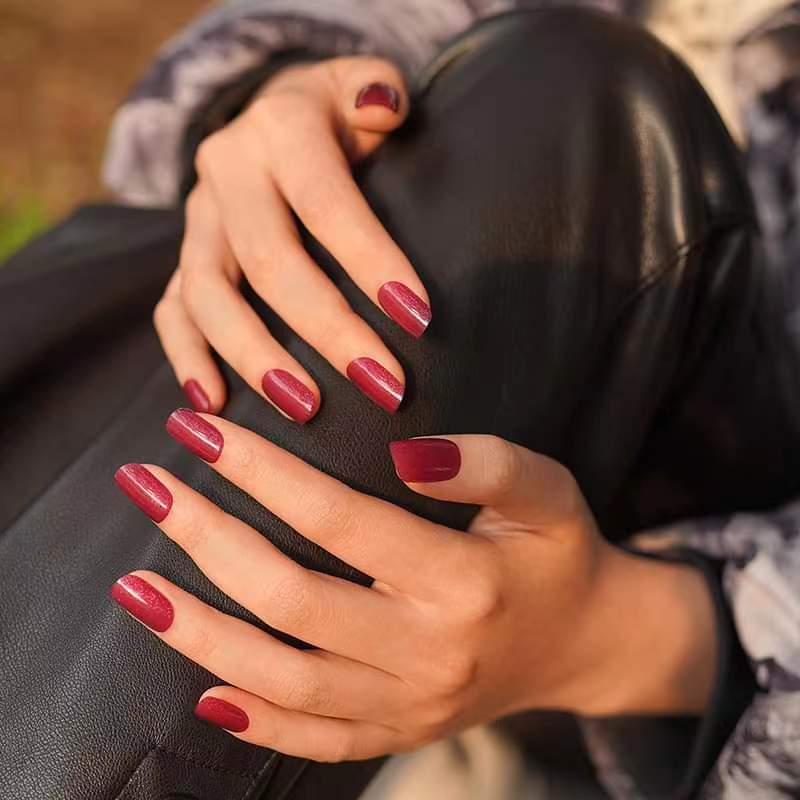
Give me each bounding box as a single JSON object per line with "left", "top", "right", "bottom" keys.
{"left": 615, "top": 212, "right": 757, "bottom": 318}
{"left": 112, "top": 745, "right": 268, "bottom": 799}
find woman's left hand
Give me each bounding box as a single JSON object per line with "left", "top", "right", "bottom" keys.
{"left": 112, "top": 411, "right": 717, "bottom": 760}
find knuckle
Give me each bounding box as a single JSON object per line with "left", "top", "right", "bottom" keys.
{"left": 553, "top": 460, "right": 580, "bottom": 499}
{"left": 291, "top": 180, "right": 338, "bottom": 228}
{"left": 240, "top": 249, "right": 277, "bottom": 290}
{"left": 184, "top": 187, "right": 203, "bottom": 219}
{"left": 194, "top": 133, "right": 224, "bottom": 175}
{"left": 481, "top": 436, "right": 521, "bottom": 498}
{"left": 249, "top": 92, "right": 296, "bottom": 123}
{"left": 178, "top": 267, "right": 206, "bottom": 309}
{"left": 414, "top": 702, "right": 458, "bottom": 742}
{"left": 270, "top": 667, "right": 325, "bottom": 713}
{"left": 152, "top": 297, "right": 170, "bottom": 330}
{"left": 250, "top": 94, "right": 322, "bottom": 147}
{"left": 305, "top": 491, "right": 356, "bottom": 543}
{"left": 245, "top": 93, "right": 276, "bottom": 122}
{"left": 183, "top": 617, "right": 218, "bottom": 663}
{"left": 263, "top": 572, "right": 317, "bottom": 632}
{"left": 173, "top": 502, "right": 216, "bottom": 556}
{"left": 457, "top": 561, "right": 504, "bottom": 624}
{"left": 324, "top": 732, "right": 356, "bottom": 764}
{"left": 430, "top": 651, "right": 477, "bottom": 697}
{"left": 225, "top": 438, "right": 259, "bottom": 476}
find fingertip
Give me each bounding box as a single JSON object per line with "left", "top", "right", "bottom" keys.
{"left": 182, "top": 378, "right": 211, "bottom": 412}
{"left": 165, "top": 407, "right": 224, "bottom": 464}
{"left": 194, "top": 693, "right": 250, "bottom": 733}
{"left": 182, "top": 375, "right": 227, "bottom": 414}
{"left": 377, "top": 281, "right": 432, "bottom": 338}
{"left": 261, "top": 369, "right": 321, "bottom": 424}
{"left": 350, "top": 83, "right": 408, "bottom": 133}
{"left": 347, "top": 357, "right": 404, "bottom": 414}
{"left": 388, "top": 438, "right": 462, "bottom": 483}
{"left": 110, "top": 571, "right": 175, "bottom": 633}
{"left": 355, "top": 82, "right": 400, "bottom": 113}
{"left": 343, "top": 59, "right": 409, "bottom": 133}
{"left": 114, "top": 463, "right": 173, "bottom": 523}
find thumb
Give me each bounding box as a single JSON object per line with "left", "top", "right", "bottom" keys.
{"left": 389, "top": 435, "right": 587, "bottom": 528}
{"left": 330, "top": 56, "right": 409, "bottom": 155}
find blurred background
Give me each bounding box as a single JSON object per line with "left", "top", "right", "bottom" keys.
{"left": 0, "top": 0, "right": 209, "bottom": 259}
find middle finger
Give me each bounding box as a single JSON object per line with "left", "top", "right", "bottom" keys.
{"left": 162, "top": 411, "right": 473, "bottom": 597}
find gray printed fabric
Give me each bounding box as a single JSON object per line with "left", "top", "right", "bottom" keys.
{"left": 103, "top": 1, "right": 800, "bottom": 797}
{"left": 631, "top": 503, "right": 800, "bottom": 798}
{"left": 102, "top": 0, "right": 624, "bottom": 205}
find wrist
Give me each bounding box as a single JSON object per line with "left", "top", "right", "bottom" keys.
{"left": 569, "top": 546, "right": 718, "bottom": 717}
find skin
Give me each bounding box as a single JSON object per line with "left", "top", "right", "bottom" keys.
{"left": 124, "top": 420, "right": 716, "bottom": 761}
{"left": 154, "top": 57, "right": 424, "bottom": 418}
{"left": 143, "top": 58, "right": 718, "bottom": 759}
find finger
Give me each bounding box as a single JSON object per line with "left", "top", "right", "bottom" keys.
{"left": 180, "top": 187, "right": 321, "bottom": 423}
{"left": 195, "top": 685, "right": 403, "bottom": 761}
{"left": 110, "top": 571, "right": 405, "bottom": 721}
{"left": 334, "top": 56, "right": 409, "bottom": 153}
{"left": 239, "top": 89, "right": 431, "bottom": 341}
{"left": 262, "top": 110, "right": 432, "bottom": 340}
{"left": 389, "top": 435, "right": 588, "bottom": 528}
{"left": 198, "top": 132, "right": 406, "bottom": 412}
{"left": 154, "top": 268, "right": 226, "bottom": 413}
{"left": 164, "top": 411, "right": 471, "bottom": 594}
{"left": 115, "top": 463, "right": 418, "bottom": 671}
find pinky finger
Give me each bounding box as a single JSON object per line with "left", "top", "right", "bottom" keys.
{"left": 194, "top": 686, "right": 403, "bottom": 762}
{"left": 153, "top": 270, "right": 227, "bottom": 413}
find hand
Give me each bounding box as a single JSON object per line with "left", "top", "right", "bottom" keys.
{"left": 112, "top": 411, "right": 717, "bottom": 760}
{"left": 153, "top": 57, "right": 428, "bottom": 421}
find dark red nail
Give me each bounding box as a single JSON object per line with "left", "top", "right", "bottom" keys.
{"left": 378, "top": 282, "right": 432, "bottom": 338}
{"left": 110, "top": 574, "right": 174, "bottom": 632}
{"left": 346, "top": 357, "right": 404, "bottom": 413}
{"left": 114, "top": 463, "right": 173, "bottom": 522}
{"left": 355, "top": 82, "right": 399, "bottom": 112}
{"left": 183, "top": 379, "right": 211, "bottom": 413}
{"left": 166, "top": 408, "right": 223, "bottom": 463}
{"left": 262, "top": 369, "right": 318, "bottom": 424}
{"left": 389, "top": 438, "right": 461, "bottom": 482}
{"left": 194, "top": 697, "right": 250, "bottom": 733}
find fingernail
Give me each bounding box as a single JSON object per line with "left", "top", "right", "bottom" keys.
{"left": 194, "top": 697, "right": 250, "bottom": 733}
{"left": 389, "top": 438, "right": 461, "bottom": 482}
{"left": 183, "top": 379, "right": 211, "bottom": 413}
{"left": 378, "top": 282, "right": 432, "bottom": 338}
{"left": 114, "top": 464, "right": 173, "bottom": 522}
{"left": 262, "top": 369, "right": 318, "bottom": 424}
{"left": 166, "top": 408, "right": 223, "bottom": 463}
{"left": 110, "top": 574, "right": 174, "bottom": 632}
{"left": 347, "top": 357, "right": 404, "bottom": 413}
{"left": 355, "top": 82, "right": 399, "bottom": 112}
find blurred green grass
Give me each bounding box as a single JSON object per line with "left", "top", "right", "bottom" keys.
{"left": 0, "top": 197, "right": 49, "bottom": 263}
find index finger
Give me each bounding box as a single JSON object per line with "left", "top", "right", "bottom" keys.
{"left": 255, "top": 108, "right": 432, "bottom": 339}
{"left": 165, "top": 409, "right": 470, "bottom": 593}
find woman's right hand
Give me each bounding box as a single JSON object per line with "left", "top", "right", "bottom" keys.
{"left": 153, "top": 57, "right": 430, "bottom": 422}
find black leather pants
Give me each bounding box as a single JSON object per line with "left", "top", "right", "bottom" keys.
{"left": 1, "top": 9, "right": 797, "bottom": 799}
